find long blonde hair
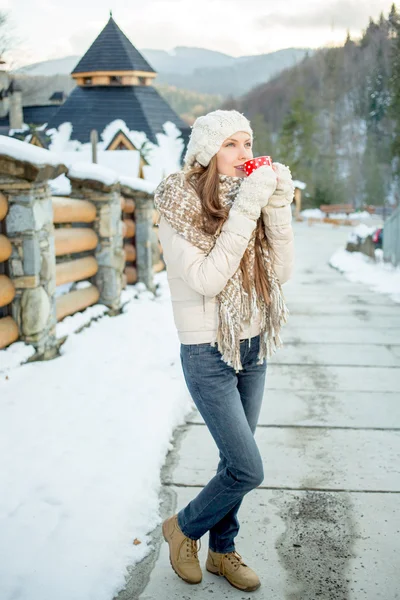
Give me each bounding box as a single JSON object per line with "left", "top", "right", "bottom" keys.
{"left": 184, "top": 157, "right": 273, "bottom": 305}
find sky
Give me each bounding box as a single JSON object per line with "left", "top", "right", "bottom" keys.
{"left": 2, "top": 0, "right": 397, "bottom": 68}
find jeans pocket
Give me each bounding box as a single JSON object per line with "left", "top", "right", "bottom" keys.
{"left": 187, "top": 342, "right": 219, "bottom": 357}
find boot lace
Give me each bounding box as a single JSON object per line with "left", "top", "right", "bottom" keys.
{"left": 218, "top": 551, "right": 247, "bottom": 575}
{"left": 177, "top": 536, "right": 201, "bottom": 562}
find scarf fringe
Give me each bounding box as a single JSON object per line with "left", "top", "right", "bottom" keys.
{"left": 155, "top": 171, "right": 290, "bottom": 372}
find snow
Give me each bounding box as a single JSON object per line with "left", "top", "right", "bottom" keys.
{"left": 7, "top": 117, "right": 184, "bottom": 194}
{"left": 330, "top": 248, "right": 400, "bottom": 304}
{"left": 56, "top": 303, "right": 109, "bottom": 339}
{"left": 144, "top": 121, "right": 185, "bottom": 182}
{"left": 67, "top": 162, "right": 119, "bottom": 187}
{"left": 8, "top": 123, "right": 30, "bottom": 136}
{"left": 0, "top": 272, "right": 193, "bottom": 600}
{"left": 119, "top": 175, "right": 157, "bottom": 195}
{"left": 301, "top": 208, "right": 324, "bottom": 219}
{"left": 99, "top": 120, "right": 148, "bottom": 154}
{"left": 293, "top": 179, "right": 306, "bottom": 190}
{"left": 0, "top": 341, "right": 36, "bottom": 371}
{"left": 47, "top": 123, "right": 81, "bottom": 153}
{"left": 0, "top": 135, "right": 65, "bottom": 170}
{"left": 347, "top": 223, "right": 378, "bottom": 244}
{"left": 49, "top": 173, "right": 71, "bottom": 196}
{"left": 46, "top": 119, "right": 185, "bottom": 186}
{"left": 301, "top": 208, "right": 375, "bottom": 221}
{"left": 347, "top": 211, "right": 374, "bottom": 220}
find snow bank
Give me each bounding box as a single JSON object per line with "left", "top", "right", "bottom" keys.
{"left": 0, "top": 272, "right": 193, "bottom": 600}
{"left": 301, "top": 208, "right": 324, "bottom": 219}
{"left": 329, "top": 248, "right": 400, "bottom": 304}
{"left": 347, "top": 223, "right": 377, "bottom": 244}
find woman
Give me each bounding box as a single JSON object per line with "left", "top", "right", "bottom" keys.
{"left": 154, "top": 109, "right": 294, "bottom": 592}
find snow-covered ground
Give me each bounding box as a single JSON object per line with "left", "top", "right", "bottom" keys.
{"left": 1, "top": 218, "right": 399, "bottom": 600}
{"left": 304, "top": 215, "right": 400, "bottom": 303}
{"left": 330, "top": 248, "right": 400, "bottom": 304}
{"left": 301, "top": 208, "right": 377, "bottom": 221}
{"left": 0, "top": 273, "right": 193, "bottom": 600}
{"left": 329, "top": 224, "right": 400, "bottom": 304}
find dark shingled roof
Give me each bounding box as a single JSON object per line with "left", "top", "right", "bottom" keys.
{"left": 0, "top": 104, "right": 59, "bottom": 128}
{"left": 23, "top": 105, "right": 60, "bottom": 125}
{"left": 49, "top": 91, "right": 66, "bottom": 102}
{"left": 45, "top": 85, "right": 190, "bottom": 145}
{"left": 72, "top": 17, "right": 155, "bottom": 75}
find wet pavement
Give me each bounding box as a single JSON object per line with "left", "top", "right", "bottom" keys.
{"left": 120, "top": 221, "right": 400, "bottom": 600}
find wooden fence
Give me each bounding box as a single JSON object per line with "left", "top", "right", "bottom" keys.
{"left": 0, "top": 139, "right": 160, "bottom": 353}
{"left": 52, "top": 195, "right": 100, "bottom": 321}
{"left": 0, "top": 192, "right": 18, "bottom": 349}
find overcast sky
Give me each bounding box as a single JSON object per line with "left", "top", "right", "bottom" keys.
{"left": 3, "top": 0, "right": 396, "bottom": 68}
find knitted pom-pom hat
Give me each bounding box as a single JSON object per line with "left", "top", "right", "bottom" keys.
{"left": 183, "top": 109, "right": 253, "bottom": 169}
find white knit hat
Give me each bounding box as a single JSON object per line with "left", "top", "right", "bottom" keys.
{"left": 183, "top": 109, "right": 253, "bottom": 168}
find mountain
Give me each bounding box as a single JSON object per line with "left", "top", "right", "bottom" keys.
{"left": 140, "top": 47, "right": 236, "bottom": 75}
{"left": 151, "top": 47, "right": 312, "bottom": 96}
{"left": 223, "top": 9, "right": 400, "bottom": 209}
{"left": 17, "top": 56, "right": 81, "bottom": 76}
{"left": 15, "top": 46, "right": 312, "bottom": 97}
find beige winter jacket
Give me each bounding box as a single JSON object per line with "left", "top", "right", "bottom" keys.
{"left": 157, "top": 197, "right": 294, "bottom": 344}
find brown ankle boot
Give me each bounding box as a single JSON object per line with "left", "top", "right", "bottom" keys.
{"left": 162, "top": 514, "right": 202, "bottom": 584}
{"left": 206, "top": 548, "right": 261, "bottom": 591}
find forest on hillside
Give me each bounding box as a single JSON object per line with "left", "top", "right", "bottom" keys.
{"left": 225, "top": 5, "right": 400, "bottom": 208}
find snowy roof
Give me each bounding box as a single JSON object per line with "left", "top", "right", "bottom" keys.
{"left": 71, "top": 16, "right": 156, "bottom": 75}
{"left": 45, "top": 85, "right": 190, "bottom": 145}
{"left": 0, "top": 135, "right": 66, "bottom": 169}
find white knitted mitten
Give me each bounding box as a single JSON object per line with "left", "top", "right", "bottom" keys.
{"left": 268, "top": 162, "right": 295, "bottom": 208}
{"left": 231, "top": 165, "right": 278, "bottom": 221}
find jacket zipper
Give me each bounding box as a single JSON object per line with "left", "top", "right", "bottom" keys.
{"left": 202, "top": 295, "right": 205, "bottom": 312}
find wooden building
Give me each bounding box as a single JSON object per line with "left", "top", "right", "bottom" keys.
{"left": 0, "top": 14, "right": 190, "bottom": 154}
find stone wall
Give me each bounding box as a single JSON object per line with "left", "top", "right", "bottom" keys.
{"left": 0, "top": 154, "right": 66, "bottom": 357}
{"left": 0, "top": 141, "right": 158, "bottom": 353}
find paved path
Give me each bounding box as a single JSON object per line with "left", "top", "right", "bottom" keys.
{"left": 126, "top": 221, "right": 400, "bottom": 600}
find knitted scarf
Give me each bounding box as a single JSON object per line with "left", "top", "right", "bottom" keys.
{"left": 154, "top": 169, "right": 289, "bottom": 372}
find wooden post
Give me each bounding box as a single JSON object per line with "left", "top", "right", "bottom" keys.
{"left": 294, "top": 187, "right": 302, "bottom": 220}
{"left": 135, "top": 194, "right": 156, "bottom": 293}
{"left": 91, "top": 129, "right": 98, "bottom": 164}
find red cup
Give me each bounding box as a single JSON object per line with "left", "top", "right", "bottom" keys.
{"left": 240, "top": 156, "right": 272, "bottom": 176}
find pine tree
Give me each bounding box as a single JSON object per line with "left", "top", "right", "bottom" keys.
{"left": 344, "top": 30, "right": 356, "bottom": 50}
{"left": 277, "top": 90, "right": 317, "bottom": 181}
{"left": 363, "top": 137, "right": 386, "bottom": 205}
{"left": 388, "top": 3, "right": 400, "bottom": 172}
{"left": 361, "top": 17, "right": 380, "bottom": 47}
{"left": 251, "top": 113, "right": 274, "bottom": 157}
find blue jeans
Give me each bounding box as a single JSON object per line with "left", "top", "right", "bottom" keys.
{"left": 177, "top": 334, "right": 267, "bottom": 554}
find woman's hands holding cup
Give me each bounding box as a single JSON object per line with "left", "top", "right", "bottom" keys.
{"left": 231, "top": 164, "right": 277, "bottom": 221}
{"left": 269, "top": 162, "right": 295, "bottom": 208}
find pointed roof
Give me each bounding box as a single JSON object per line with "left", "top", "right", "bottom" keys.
{"left": 72, "top": 16, "right": 155, "bottom": 75}
{"left": 45, "top": 85, "right": 190, "bottom": 145}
